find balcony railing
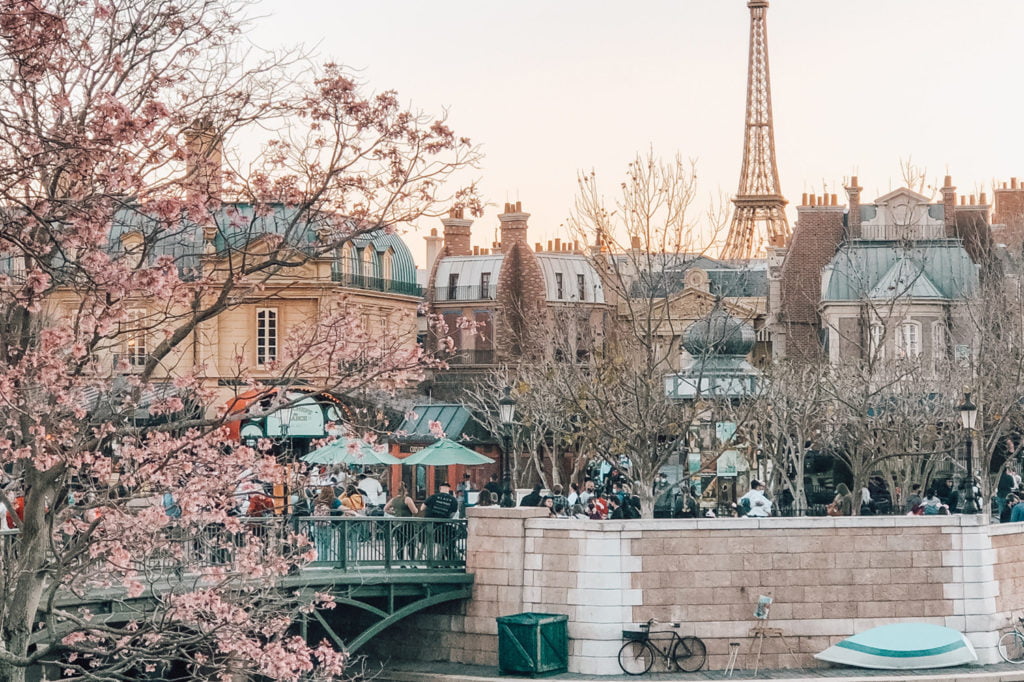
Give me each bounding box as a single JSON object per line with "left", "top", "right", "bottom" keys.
{"left": 332, "top": 272, "right": 423, "bottom": 297}
{"left": 447, "top": 349, "right": 496, "bottom": 365}
{"left": 859, "top": 223, "right": 945, "bottom": 241}
{"left": 433, "top": 284, "right": 497, "bottom": 301}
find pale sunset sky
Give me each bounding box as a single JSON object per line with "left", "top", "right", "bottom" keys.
{"left": 250, "top": 0, "right": 1024, "bottom": 266}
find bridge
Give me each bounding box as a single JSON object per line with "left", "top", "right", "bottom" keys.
{"left": 6, "top": 517, "right": 472, "bottom": 658}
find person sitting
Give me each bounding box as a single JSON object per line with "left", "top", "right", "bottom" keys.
{"left": 1011, "top": 494, "right": 1024, "bottom": 523}
{"left": 904, "top": 483, "right": 923, "bottom": 514}
{"left": 338, "top": 485, "right": 366, "bottom": 515}
{"left": 550, "top": 485, "right": 569, "bottom": 515}
{"left": 314, "top": 486, "right": 340, "bottom": 516}
{"left": 1001, "top": 493, "right": 1019, "bottom": 523}
{"left": 738, "top": 479, "right": 772, "bottom": 517}
{"left": 921, "top": 488, "right": 949, "bottom": 515}
{"left": 830, "top": 483, "right": 853, "bottom": 516}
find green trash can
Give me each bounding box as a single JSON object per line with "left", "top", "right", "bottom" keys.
{"left": 496, "top": 612, "right": 569, "bottom": 677}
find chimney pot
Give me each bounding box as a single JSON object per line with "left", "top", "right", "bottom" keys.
{"left": 536, "top": 242, "right": 543, "bottom": 252}
{"left": 573, "top": 240, "right": 579, "bottom": 251}
{"left": 1003, "top": 182, "right": 1008, "bottom": 189}
{"left": 481, "top": 248, "right": 488, "bottom": 255}
{"left": 630, "top": 236, "right": 642, "bottom": 250}
{"left": 970, "top": 194, "right": 976, "bottom": 205}
{"left": 554, "top": 238, "right": 561, "bottom": 251}
{"left": 473, "top": 245, "right": 479, "bottom": 255}
{"left": 430, "top": 227, "right": 438, "bottom": 236}
{"left": 850, "top": 175, "right": 859, "bottom": 187}
{"left": 960, "top": 196, "right": 966, "bottom": 205}
{"left": 980, "top": 192, "right": 988, "bottom": 204}
{"left": 1013, "top": 177, "right": 1019, "bottom": 189}
{"left": 547, "top": 240, "right": 553, "bottom": 251}
{"left": 801, "top": 192, "right": 808, "bottom": 205}
{"left": 809, "top": 195, "right": 817, "bottom": 206}
{"left": 831, "top": 194, "right": 838, "bottom": 206}
{"left": 515, "top": 200, "right": 522, "bottom": 212}
{"left": 943, "top": 175, "right": 953, "bottom": 188}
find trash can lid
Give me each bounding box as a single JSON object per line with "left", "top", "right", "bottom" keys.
{"left": 496, "top": 612, "right": 568, "bottom": 625}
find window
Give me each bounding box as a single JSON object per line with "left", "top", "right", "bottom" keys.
{"left": 339, "top": 243, "right": 353, "bottom": 275}
{"left": 896, "top": 321, "right": 920, "bottom": 358}
{"left": 382, "top": 248, "right": 393, "bottom": 280}
{"left": 447, "top": 273, "right": 459, "bottom": 300}
{"left": 555, "top": 272, "right": 564, "bottom": 299}
{"left": 125, "top": 309, "right": 147, "bottom": 368}
{"left": 480, "top": 272, "right": 491, "bottom": 298}
{"left": 256, "top": 308, "right": 277, "bottom": 366}
{"left": 869, "top": 324, "right": 885, "bottom": 360}
{"left": 932, "top": 322, "right": 948, "bottom": 367}
{"left": 361, "top": 247, "right": 375, "bottom": 278}
{"left": 577, "top": 274, "right": 586, "bottom": 301}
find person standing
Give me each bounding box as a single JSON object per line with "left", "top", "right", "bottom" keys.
{"left": 738, "top": 480, "right": 772, "bottom": 517}
{"left": 384, "top": 483, "right": 418, "bottom": 560}
{"left": 998, "top": 469, "right": 1015, "bottom": 517}
{"left": 484, "top": 474, "right": 502, "bottom": 498}
{"left": 519, "top": 485, "right": 543, "bottom": 507}
{"left": 422, "top": 483, "right": 460, "bottom": 563}
{"left": 904, "top": 483, "right": 923, "bottom": 514}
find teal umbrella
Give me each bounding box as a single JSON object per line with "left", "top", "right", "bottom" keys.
{"left": 401, "top": 438, "right": 494, "bottom": 466}
{"left": 301, "top": 437, "right": 401, "bottom": 466}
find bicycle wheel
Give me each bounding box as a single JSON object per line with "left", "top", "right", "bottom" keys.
{"left": 672, "top": 636, "right": 707, "bottom": 672}
{"left": 999, "top": 631, "right": 1024, "bottom": 663}
{"left": 618, "top": 640, "right": 654, "bottom": 675}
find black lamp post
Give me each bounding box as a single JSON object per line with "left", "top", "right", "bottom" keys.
{"left": 498, "top": 386, "right": 517, "bottom": 508}
{"left": 959, "top": 392, "right": 979, "bottom": 514}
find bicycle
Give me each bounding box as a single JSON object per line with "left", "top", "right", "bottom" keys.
{"left": 617, "top": 618, "right": 706, "bottom": 675}
{"left": 999, "top": 614, "right": 1024, "bottom": 663}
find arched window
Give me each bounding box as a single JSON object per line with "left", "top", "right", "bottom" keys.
{"left": 382, "top": 248, "right": 393, "bottom": 281}
{"left": 361, "top": 247, "right": 375, "bottom": 279}
{"left": 895, "top": 320, "right": 921, "bottom": 359}
{"left": 339, "top": 243, "right": 353, "bottom": 276}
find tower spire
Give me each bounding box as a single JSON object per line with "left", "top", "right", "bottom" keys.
{"left": 721, "top": 0, "right": 790, "bottom": 261}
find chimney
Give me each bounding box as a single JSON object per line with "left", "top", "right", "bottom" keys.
{"left": 184, "top": 118, "right": 222, "bottom": 200}
{"left": 498, "top": 201, "right": 530, "bottom": 248}
{"left": 536, "top": 242, "right": 543, "bottom": 252}
{"left": 845, "top": 176, "right": 862, "bottom": 239}
{"left": 941, "top": 175, "right": 957, "bottom": 237}
{"left": 424, "top": 227, "right": 444, "bottom": 271}
{"left": 441, "top": 207, "right": 473, "bottom": 257}
{"left": 554, "top": 238, "right": 561, "bottom": 251}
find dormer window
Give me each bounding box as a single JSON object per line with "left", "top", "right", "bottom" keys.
{"left": 577, "top": 274, "right": 586, "bottom": 301}
{"left": 447, "top": 273, "right": 459, "bottom": 300}
{"left": 480, "top": 272, "right": 491, "bottom": 298}
{"left": 555, "top": 273, "right": 564, "bottom": 299}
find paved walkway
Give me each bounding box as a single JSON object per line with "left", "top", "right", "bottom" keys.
{"left": 378, "top": 661, "right": 1024, "bottom": 682}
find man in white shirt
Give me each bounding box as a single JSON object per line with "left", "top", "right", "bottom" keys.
{"left": 356, "top": 473, "right": 385, "bottom": 506}
{"left": 738, "top": 479, "right": 772, "bottom": 517}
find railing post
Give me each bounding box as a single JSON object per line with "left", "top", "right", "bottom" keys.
{"left": 337, "top": 519, "right": 347, "bottom": 571}
{"left": 383, "top": 518, "right": 392, "bottom": 571}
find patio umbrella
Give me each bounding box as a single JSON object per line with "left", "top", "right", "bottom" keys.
{"left": 301, "top": 437, "right": 401, "bottom": 466}
{"left": 401, "top": 438, "right": 494, "bottom": 466}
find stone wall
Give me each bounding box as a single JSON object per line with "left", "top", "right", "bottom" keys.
{"left": 374, "top": 511, "right": 1024, "bottom": 675}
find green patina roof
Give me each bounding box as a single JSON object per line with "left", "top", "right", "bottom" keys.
{"left": 822, "top": 241, "right": 977, "bottom": 302}
{"left": 393, "top": 404, "right": 491, "bottom": 444}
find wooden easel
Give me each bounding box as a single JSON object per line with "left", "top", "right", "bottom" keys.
{"left": 749, "top": 621, "right": 798, "bottom": 674}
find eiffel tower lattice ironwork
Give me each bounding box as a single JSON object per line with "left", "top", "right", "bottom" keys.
{"left": 721, "top": 0, "right": 791, "bottom": 261}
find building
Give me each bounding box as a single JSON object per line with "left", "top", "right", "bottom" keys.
{"left": 41, "top": 202, "right": 424, "bottom": 455}
{"left": 770, "top": 176, "right": 987, "bottom": 362}
{"left": 424, "top": 203, "right": 612, "bottom": 397}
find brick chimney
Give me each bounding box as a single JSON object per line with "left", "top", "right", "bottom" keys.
{"left": 498, "top": 201, "right": 529, "bottom": 250}
{"left": 184, "top": 118, "right": 222, "bottom": 200}
{"left": 775, "top": 190, "right": 846, "bottom": 360}
{"left": 941, "top": 175, "right": 957, "bottom": 238}
{"left": 441, "top": 207, "right": 473, "bottom": 257}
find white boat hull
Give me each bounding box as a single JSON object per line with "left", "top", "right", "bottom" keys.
{"left": 814, "top": 623, "right": 977, "bottom": 670}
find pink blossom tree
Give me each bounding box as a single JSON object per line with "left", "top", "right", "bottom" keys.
{"left": 0, "top": 0, "right": 478, "bottom": 679}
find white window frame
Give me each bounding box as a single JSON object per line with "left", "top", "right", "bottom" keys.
{"left": 932, "top": 321, "right": 948, "bottom": 367}
{"left": 125, "top": 309, "right": 147, "bottom": 368}
{"left": 339, "top": 243, "right": 353, "bottom": 275}
{"left": 895, "top": 320, "right": 921, "bottom": 359}
{"left": 577, "top": 273, "right": 586, "bottom": 301}
{"left": 555, "top": 272, "right": 564, "bottom": 299}
{"left": 382, "top": 248, "right": 393, "bottom": 280}
{"left": 869, "top": 323, "right": 885, "bottom": 361}
{"left": 361, "top": 247, "right": 375, "bottom": 278}
{"left": 256, "top": 308, "right": 278, "bottom": 366}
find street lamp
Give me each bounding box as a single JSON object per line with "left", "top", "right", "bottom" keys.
{"left": 498, "top": 386, "right": 517, "bottom": 508}
{"left": 959, "top": 392, "right": 979, "bottom": 514}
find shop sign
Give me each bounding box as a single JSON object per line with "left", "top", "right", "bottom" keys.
{"left": 266, "top": 395, "right": 325, "bottom": 437}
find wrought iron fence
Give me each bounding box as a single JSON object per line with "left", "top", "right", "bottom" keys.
{"left": 295, "top": 517, "right": 467, "bottom": 570}
{"left": 433, "top": 284, "right": 497, "bottom": 301}
{"left": 331, "top": 272, "right": 423, "bottom": 297}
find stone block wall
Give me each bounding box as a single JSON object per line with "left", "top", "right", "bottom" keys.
{"left": 374, "top": 513, "right": 1024, "bottom": 675}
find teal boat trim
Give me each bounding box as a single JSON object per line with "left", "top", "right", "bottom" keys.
{"left": 834, "top": 639, "right": 966, "bottom": 658}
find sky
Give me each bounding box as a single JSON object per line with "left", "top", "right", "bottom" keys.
{"left": 249, "top": 0, "right": 1024, "bottom": 268}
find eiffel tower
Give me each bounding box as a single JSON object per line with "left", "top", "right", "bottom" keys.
{"left": 721, "top": 0, "right": 790, "bottom": 261}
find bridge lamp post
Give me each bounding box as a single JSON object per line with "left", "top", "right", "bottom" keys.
{"left": 498, "top": 386, "right": 517, "bottom": 508}
{"left": 959, "top": 392, "right": 979, "bottom": 514}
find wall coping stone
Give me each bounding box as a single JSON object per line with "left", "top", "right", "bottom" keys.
{"left": 522, "top": 515, "right": 991, "bottom": 532}
{"left": 468, "top": 506, "right": 547, "bottom": 519}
